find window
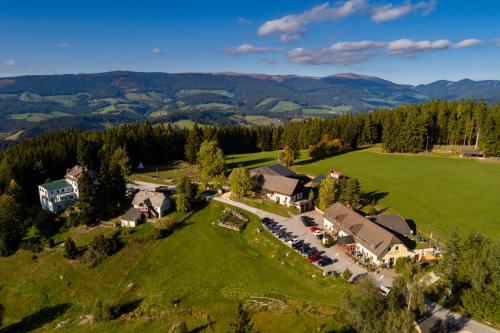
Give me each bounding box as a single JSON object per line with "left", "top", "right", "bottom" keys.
{"left": 395, "top": 246, "right": 399, "bottom": 251}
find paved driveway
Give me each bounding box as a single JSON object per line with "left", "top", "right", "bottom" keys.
{"left": 214, "top": 192, "right": 395, "bottom": 287}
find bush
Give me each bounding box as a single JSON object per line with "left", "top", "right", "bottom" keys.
{"left": 394, "top": 257, "right": 413, "bottom": 274}
{"left": 342, "top": 268, "right": 353, "bottom": 281}
{"left": 87, "top": 231, "right": 122, "bottom": 267}
{"left": 64, "top": 237, "right": 78, "bottom": 259}
{"left": 322, "top": 234, "right": 334, "bottom": 248}
{"left": 93, "top": 300, "right": 112, "bottom": 322}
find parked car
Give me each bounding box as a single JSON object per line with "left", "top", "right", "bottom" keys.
{"left": 318, "top": 257, "right": 333, "bottom": 267}
{"left": 292, "top": 240, "right": 304, "bottom": 249}
{"left": 307, "top": 252, "right": 321, "bottom": 262}
{"left": 309, "top": 226, "right": 320, "bottom": 232}
{"left": 300, "top": 216, "right": 315, "bottom": 227}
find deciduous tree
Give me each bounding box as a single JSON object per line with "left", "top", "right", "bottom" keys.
{"left": 228, "top": 167, "right": 253, "bottom": 198}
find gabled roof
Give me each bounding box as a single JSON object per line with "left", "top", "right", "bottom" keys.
{"left": 324, "top": 202, "right": 401, "bottom": 258}
{"left": 39, "top": 179, "right": 72, "bottom": 191}
{"left": 132, "top": 191, "right": 168, "bottom": 208}
{"left": 370, "top": 214, "right": 412, "bottom": 237}
{"left": 121, "top": 207, "right": 142, "bottom": 221}
{"left": 65, "top": 165, "right": 83, "bottom": 181}
{"left": 250, "top": 164, "right": 297, "bottom": 178}
{"left": 259, "top": 175, "right": 301, "bottom": 196}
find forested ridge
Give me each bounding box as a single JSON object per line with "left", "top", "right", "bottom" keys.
{"left": 0, "top": 99, "right": 499, "bottom": 255}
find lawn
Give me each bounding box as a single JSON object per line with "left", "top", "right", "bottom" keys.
{"left": 129, "top": 161, "right": 200, "bottom": 185}
{"left": 0, "top": 202, "right": 349, "bottom": 332}
{"left": 233, "top": 196, "right": 300, "bottom": 218}
{"left": 269, "top": 101, "right": 301, "bottom": 112}
{"left": 226, "top": 149, "right": 500, "bottom": 241}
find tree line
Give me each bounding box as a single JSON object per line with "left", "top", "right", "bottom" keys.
{"left": 1, "top": 99, "right": 500, "bottom": 255}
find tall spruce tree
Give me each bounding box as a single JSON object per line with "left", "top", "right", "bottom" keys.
{"left": 184, "top": 124, "right": 203, "bottom": 164}
{"left": 77, "top": 169, "right": 99, "bottom": 226}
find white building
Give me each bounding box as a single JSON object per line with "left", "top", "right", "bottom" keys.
{"left": 120, "top": 207, "right": 143, "bottom": 228}
{"left": 38, "top": 179, "right": 77, "bottom": 213}
{"left": 132, "top": 191, "right": 170, "bottom": 219}
{"left": 249, "top": 164, "right": 304, "bottom": 207}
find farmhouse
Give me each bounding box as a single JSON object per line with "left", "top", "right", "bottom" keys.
{"left": 323, "top": 202, "right": 414, "bottom": 267}
{"left": 250, "top": 164, "right": 304, "bottom": 207}
{"left": 120, "top": 207, "right": 143, "bottom": 228}
{"left": 132, "top": 190, "right": 170, "bottom": 218}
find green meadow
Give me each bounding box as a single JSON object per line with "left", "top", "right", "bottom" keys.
{"left": 226, "top": 149, "right": 500, "bottom": 240}
{"left": 0, "top": 202, "right": 348, "bottom": 332}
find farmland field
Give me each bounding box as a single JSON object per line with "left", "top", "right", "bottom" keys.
{"left": 0, "top": 202, "right": 349, "bottom": 332}
{"left": 226, "top": 148, "right": 500, "bottom": 241}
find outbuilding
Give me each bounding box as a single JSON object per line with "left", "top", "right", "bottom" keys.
{"left": 120, "top": 207, "right": 143, "bottom": 228}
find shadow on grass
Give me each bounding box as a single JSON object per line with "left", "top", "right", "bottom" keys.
{"left": 362, "top": 190, "right": 389, "bottom": 207}
{"left": 226, "top": 157, "right": 275, "bottom": 170}
{"left": 111, "top": 298, "right": 143, "bottom": 319}
{"left": 293, "top": 146, "right": 374, "bottom": 167}
{"left": 0, "top": 303, "right": 71, "bottom": 333}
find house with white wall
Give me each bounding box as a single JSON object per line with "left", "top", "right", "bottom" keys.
{"left": 324, "top": 202, "right": 414, "bottom": 267}
{"left": 250, "top": 164, "right": 304, "bottom": 208}
{"left": 132, "top": 190, "right": 170, "bottom": 219}
{"left": 38, "top": 179, "right": 77, "bottom": 213}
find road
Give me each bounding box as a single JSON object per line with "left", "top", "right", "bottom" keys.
{"left": 419, "top": 301, "right": 499, "bottom": 333}
{"left": 214, "top": 192, "right": 498, "bottom": 333}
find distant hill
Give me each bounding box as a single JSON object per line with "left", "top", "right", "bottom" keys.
{"left": 0, "top": 71, "right": 499, "bottom": 141}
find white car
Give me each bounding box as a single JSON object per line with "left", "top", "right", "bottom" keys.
{"left": 313, "top": 230, "right": 324, "bottom": 237}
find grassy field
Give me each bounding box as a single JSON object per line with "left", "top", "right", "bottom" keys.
{"left": 243, "top": 115, "right": 282, "bottom": 126}
{"left": 0, "top": 202, "right": 349, "bottom": 332}
{"left": 130, "top": 161, "right": 200, "bottom": 185}
{"left": 226, "top": 149, "right": 500, "bottom": 241}
{"left": 8, "top": 111, "right": 70, "bottom": 122}
{"left": 269, "top": 101, "right": 301, "bottom": 112}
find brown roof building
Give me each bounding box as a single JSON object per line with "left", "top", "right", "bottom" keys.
{"left": 370, "top": 214, "right": 413, "bottom": 237}
{"left": 324, "top": 202, "right": 414, "bottom": 266}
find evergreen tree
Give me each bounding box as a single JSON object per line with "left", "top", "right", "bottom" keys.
{"left": 184, "top": 124, "right": 203, "bottom": 164}
{"left": 77, "top": 169, "right": 99, "bottom": 226}
{"left": 341, "top": 178, "right": 361, "bottom": 208}
{"left": 176, "top": 176, "right": 195, "bottom": 212}
{"left": 64, "top": 237, "right": 78, "bottom": 259}
{"left": 318, "top": 177, "right": 337, "bottom": 211}
{"left": 0, "top": 194, "right": 23, "bottom": 256}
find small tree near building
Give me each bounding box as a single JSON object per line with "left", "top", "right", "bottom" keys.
{"left": 318, "top": 177, "right": 337, "bottom": 211}
{"left": 229, "top": 167, "right": 253, "bottom": 198}
{"left": 197, "top": 140, "right": 225, "bottom": 189}
{"left": 282, "top": 145, "right": 299, "bottom": 166}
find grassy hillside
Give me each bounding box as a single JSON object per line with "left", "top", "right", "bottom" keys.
{"left": 226, "top": 149, "right": 500, "bottom": 240}
{"left": 0, "top": 202, "right": 349, "bottom": 332}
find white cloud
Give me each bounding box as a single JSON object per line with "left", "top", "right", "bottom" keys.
{"left": 151, "top": 48, "right": 162, "bottom": 55}
{"left": 57, "top": 42, "right": 71, "bottom": 48}
{"left": 3, "top": 59, "right": 16, "bottom": 67}
{"left": 453, "top": 39, "right": 481, "bottom": 48}
{"left": 237, "top": 17, "right": 252, "bottom": 25}
{"left": 258, "top": 0, "right": 366, "bottom": 42}
{"left": 288, "top": 40, "right": 384, "bottom": 65}
{"left": 288, "top": 37, "right": 470, "bottom": 65}
{"left": 225, "top": 44, "right": 282, "bottom": 55}
{"left": 372, "top": 0, "right": 436, "bottom": 23}
{"left": 387, "top": 38, "right": 451, "bottom": 55}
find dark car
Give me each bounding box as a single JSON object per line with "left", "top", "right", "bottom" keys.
{"left": 261, "top": 217, "right": 271, "bottom": 224}
{"left": 292, "top": 240, "right": 304, "bottom": 249}
{"left": 318, "top": 257, "right": 333, "bottom": 267}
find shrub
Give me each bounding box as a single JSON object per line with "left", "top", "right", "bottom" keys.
{"left": 342, "top": 268, "right": 353, "bottom": 281}
{"left": 63, "top": 237, "right": 78, "bottom": 259}
{"left": 93, "top": 300, "right": 112, "bottom": 322}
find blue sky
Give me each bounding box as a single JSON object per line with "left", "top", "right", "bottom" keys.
{"left": 0, "top": 0, "right": 499, "bottom": 84}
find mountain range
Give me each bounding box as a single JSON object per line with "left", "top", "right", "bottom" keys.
{"left": 0, "top": 71, "right": 499, "bottom": 143}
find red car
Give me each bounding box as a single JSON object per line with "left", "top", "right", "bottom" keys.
{"left": 307, "top": 252, "right": 321, "bottom": 262}
{"left": 309, "top": 226, "right": 320, "bottom": 232}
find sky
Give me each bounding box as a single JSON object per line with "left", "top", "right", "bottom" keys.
{"left": 0, "top": 0, "right": 499, "bottom": 84}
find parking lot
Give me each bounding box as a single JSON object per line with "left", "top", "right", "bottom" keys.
{"left": 214, "top": 193, "right": 395, "bottom": 287}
